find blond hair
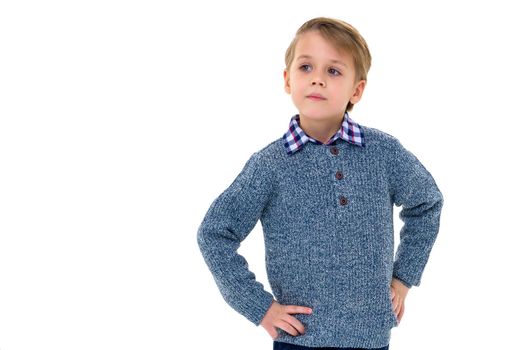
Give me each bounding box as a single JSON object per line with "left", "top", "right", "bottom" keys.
{"left": 285, "top": 17, "right": 372, "bottom": 112}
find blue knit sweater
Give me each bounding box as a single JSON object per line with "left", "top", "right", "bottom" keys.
{"left": 197, "top": 121, "right": 444, "bottom": 348}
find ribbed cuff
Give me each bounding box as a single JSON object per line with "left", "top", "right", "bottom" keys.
{"left": 247, "top": 292, "right": 275, "bottom": 326}
{"left": 392, "top": 274, "right": 413, "bottom": 289}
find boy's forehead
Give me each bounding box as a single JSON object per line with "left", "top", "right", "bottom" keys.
{"left": 295, "top": 54, "right": 349, "bottom": 68}
{"left": 294, "top": 32, "right": 353, "bottom": 66}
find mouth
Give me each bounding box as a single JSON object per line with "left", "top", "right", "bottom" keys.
{"left": 307, "top": 94, "right": 326, "bottom": 101}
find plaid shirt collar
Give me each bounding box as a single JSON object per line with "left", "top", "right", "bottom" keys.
{"left": 282, "top": 111, "right": 365, "bottom": 155}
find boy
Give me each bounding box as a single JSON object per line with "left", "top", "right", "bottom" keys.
{"left": 197, "top": 17, "right": 444, "bottom": 350}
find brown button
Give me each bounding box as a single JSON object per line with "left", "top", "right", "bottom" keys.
{"left": 335, "top": 171, "right": 343, "bottom": 180}
{"left": 330, "top": 146, "right": 339, "bottom": 155}
{"left": 339, "top": 196, "right": 348, "bottom": 205}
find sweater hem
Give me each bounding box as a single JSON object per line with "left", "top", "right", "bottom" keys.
{"left": 274, "top": 327, "right": 392, "bottom": 348}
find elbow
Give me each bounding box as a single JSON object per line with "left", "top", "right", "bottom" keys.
{"left": 428, "top": 189, "right": 444, "bottom": 215}
{"left": 196, "top": 222, "right": 210, "bottom": 254}
{"left": 435, "top": 186, "right": 444, "bottom": 210}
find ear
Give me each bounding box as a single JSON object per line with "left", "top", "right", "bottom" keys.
{"left": 350, "top": 79, "right": 367, "bottom": 104}
{"left": 284, "top": 69, "right": 291, "bottom": 95}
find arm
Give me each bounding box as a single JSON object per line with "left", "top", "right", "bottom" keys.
{"left": 388, "top": 139, "right": 444, "bottom": 288}
{"left": 197, "top": 151, "right": 275, "bottom": 326}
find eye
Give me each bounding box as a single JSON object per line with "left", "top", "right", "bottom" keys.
{"left": 328, "top": 68, "right": 341, "bottom": 76}
{"left": 299, "top": 64, "right": 312, "bottom": 72}
{"left": 298, "top": 64, "right": 341, "bottom": 76}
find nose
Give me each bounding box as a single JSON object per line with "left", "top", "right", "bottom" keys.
{"left": 311, "top": 78, "right": 325, "bottom": 87}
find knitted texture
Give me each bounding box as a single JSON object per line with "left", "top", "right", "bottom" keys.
{"left": 197, "top": 125, "right": 444, "bottom": 348}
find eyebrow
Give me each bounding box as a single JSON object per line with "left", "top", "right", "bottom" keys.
{"left": 296, "top": 54, "right": 348, "bottom": 68}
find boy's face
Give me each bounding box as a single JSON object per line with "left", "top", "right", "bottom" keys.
{"left": 284, "top": 30, "right": 366, "bottom": 122}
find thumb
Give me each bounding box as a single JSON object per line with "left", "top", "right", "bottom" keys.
{"left": 270, "top": 327, "right": 279, "bottom": 340}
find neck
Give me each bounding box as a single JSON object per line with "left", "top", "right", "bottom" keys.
{"left": 298, "top": 114, "right": 344, "bottom": 144}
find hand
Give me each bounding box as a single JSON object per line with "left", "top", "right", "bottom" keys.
{"left": 260, "top": 300, "right": 313, "bottom": 340}
{"left": 390, "top": 277, "right": 410, "bottom": 324}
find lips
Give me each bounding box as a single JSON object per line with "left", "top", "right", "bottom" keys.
{"left": 307, "top": 93, "right": 326, "bottom": 100}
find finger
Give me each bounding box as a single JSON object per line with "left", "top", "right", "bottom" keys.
{"left": 398, "top": 303, "right": 405, "bottom": 322}
{"left": 392, "top": 306, "right": 397, "bottom": 319}
{"left": 391, "top": 293, "right": 398, "bottom": 311}
{"left": 395, "top": 295, "right": 404, "bottom": 313}
{"left": 270, "top": 327, "right": 279, "bottom": 340}
{"left": 284, "top": 305, "right": 312, "bottom": 315}
{"left": 394, "top": 298, "right": 401, "bottom": 314}
{"left": 394, "top": 304, "right": 400, "bottom": 323}
{"left": 283, "top": 314, "right": 305, "bottom": 335}
{"left": 275, "top": 319, "right": 300, "bottom": 337}
{"left": 390, "top": 287, "right": 395, "bottom": 301}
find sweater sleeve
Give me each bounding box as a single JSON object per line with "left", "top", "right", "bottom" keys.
{"left": 388, "top": 139, "right": 444, "bottom": 288}
{"left": 196, "top": 151, "right": 275, "bottom": 326}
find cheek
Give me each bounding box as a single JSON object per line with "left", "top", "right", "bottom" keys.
{"left": 289, "top": 80, "right": 303, "bottom": 93}
{"left": 294, "top": 79, "right": 308, "bottom": 92}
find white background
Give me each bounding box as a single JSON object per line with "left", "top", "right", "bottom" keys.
{"left": 1, "top": 1, "right": 524, "bottom": 349}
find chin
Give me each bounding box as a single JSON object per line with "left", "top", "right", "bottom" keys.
{"left": 299, "top": 109, "right": 334, "bottom": 120}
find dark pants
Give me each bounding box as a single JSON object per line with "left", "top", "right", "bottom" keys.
{"left": 273, "top": 341, "right": 389, "bottom": 350}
